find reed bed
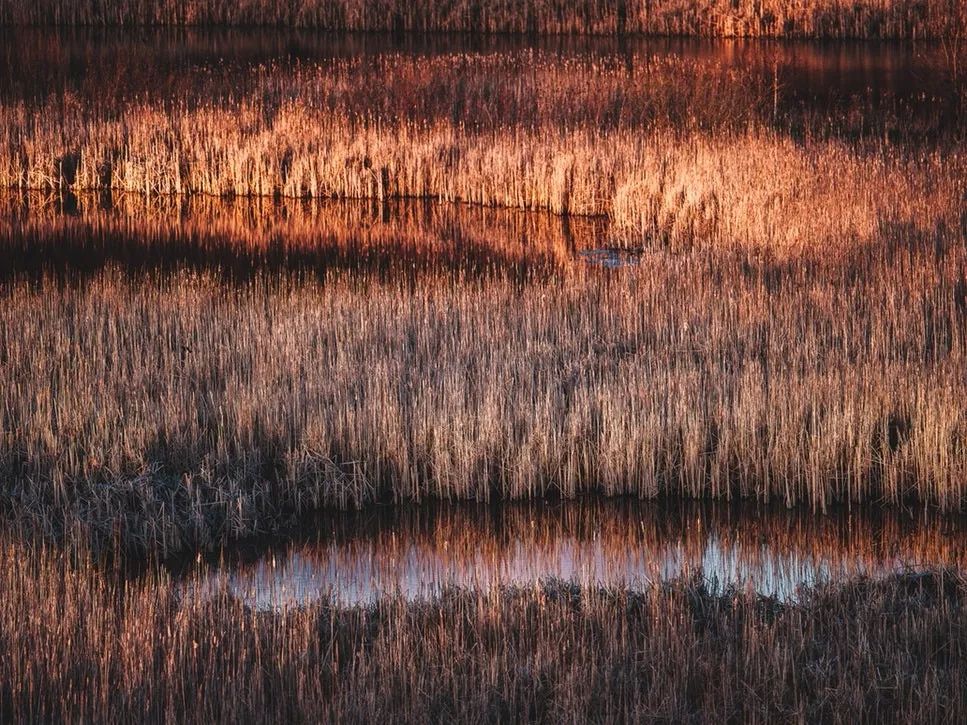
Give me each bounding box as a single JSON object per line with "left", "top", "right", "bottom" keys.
{"left": 1, "top": 223, "right": 965, "bottom": 553}
{"left": 5, "top": 30, "right": 955, "bottom": 126}
{"left": 2, "top": 106, "right": 962, "bottom": 257}
{"left": 27, "top": 53, "right": 772, "bottom": 132}
{"left": 0, "top": 28, "right": 964, "bottom": 556}
{"left": 2, "top": 0, "right": 964, "bottom": 39}
{"left": 0, "top": 53, "right": 963, "bottom": 550}
{"left": 1, "top": 534, "right": 965, "bottom": 722}
{"left": 2, "top": 23, "right": 965, "bottom": 725}
{"left": 1, "top": 52, "right": 962, "bottom": 259}
{"left": 2, "top": 52, "right": 962, "bottom": 259}
{"left": 0, "top": 51, "right": 771, "bottom": 197}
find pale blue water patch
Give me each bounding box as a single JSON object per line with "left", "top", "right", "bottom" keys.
{"left": 178, "top": 502, "right": 962, "bottom": 611}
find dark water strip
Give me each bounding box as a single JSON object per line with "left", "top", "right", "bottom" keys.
{"left": 0, "top": 191, "right": 624, "bottom": 281}
{"left": 173, "top": 499, "right": 967, "bottom": 610}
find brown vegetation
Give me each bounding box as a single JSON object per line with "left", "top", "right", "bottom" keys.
{"left": 0, "top": 48, "right": 964, "bottom": 555}
{"left": 1, "top": 20, "right": 965, "bottom": 724}
{"left": 2, "top": 119, "right": 961, "bottom": 261}
{"left": 2, "top": 0, "right": 965, "bottom": 39}
{"left": 1, "top": 53, "right": 961, "bottom": 261}
{"left": 0, "top": 52, "right": 771, "bottom": 199}
{"left": 1, "top": 217, "right": 964, "bottom": 553}
{"left": 5, "top": 30, "right": 957, "bottom": 124}
{"left": 1, "top": 534, "right": 965, "bottom": 722}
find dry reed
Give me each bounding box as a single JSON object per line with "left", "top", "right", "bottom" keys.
{"left": 1, "top": 52, "right": 961, "bottom": 261}
{"left": 2, "top": 20, "right": 966, "bottom": 725}
{"left": 2, "top": 0, "right": 965, "bottom": 39}
{"left": 0, "top": 33, "right": 964, "bottom": 555}
{"left": 1, "top": 534, "right": 965, "bottom": 722}
{"left": 1, "top": 223, "right": 965, "bottom": 553}
{"left": 2, "top": 104, "right": 961, "bottom": 257}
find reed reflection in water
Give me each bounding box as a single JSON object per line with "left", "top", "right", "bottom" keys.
{"left": 0, "top": 191, "right": 617, "bottom": 280}
{"left": 182, "top": 501, "right": 967, "bottom": 610}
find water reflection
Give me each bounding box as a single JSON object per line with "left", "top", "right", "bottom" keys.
{"left": 578, "top": 248, "right": 644, "bottom": 269}
{"left": 0, "top": 192, "right": 615, "bottom": 280}
{"left": 179, "top": 501, "right": 967, "bottom": 610}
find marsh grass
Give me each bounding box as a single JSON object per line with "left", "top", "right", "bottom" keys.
{"left": 0, "top": 33, "right": 965, "bottom": 556}
{"left": 2, "top": 0, "right": 965, "bottom": 39}
{"left": 1, "top": 51, "right": 962, "bottom": 265}
{"left": 1, "top": 53, "right": 962, "bottom": 259}
{"left": 3, "top": 108, "right": 962, "bottom": 258}
{"left": 5, "top": 32, "right": 959, "bottom": 133}
{"left": 1, "top": 533, "right": 965, "bottom": 722}
{"left": 1, "top": 19, "right": 966, "bottom": 725}
{"left": 1, "top": 222, "right": 964, "bottom": 553}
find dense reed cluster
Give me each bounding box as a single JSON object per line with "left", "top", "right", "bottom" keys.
{"left": 5, "top": 114, "right": 955, "bottom": 250}
{"left": 2, "top": 0, "right": 965, "bottom": 39}
{"left": 2, "top": 12, "right": 966, "bottom": 725}
{"left": 2, "top": 217, "right": 965, "bottom": 552}
{"left": 0, "top": 40, "right": 964, "bottom": 556}
{"left": 1, "top": 53, "right": 961, "bottom": 261}
{"left": 5, "top": 30, "right": 957, "bottom": 124}
{"left": 1, "top": 534, "right": 965, "bottom": 722}
{"left": 3, "top": 125, "right": 961, "bottom": 258}
{"left": 2, "top": 52, "right": 773, "bottom": 201}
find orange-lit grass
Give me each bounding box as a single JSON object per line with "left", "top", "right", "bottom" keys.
{"left": 2, "top": 103, "right": 961, "bottom": 258}
{"left": 2, "top": 52, "right": 961, "bottom": 258}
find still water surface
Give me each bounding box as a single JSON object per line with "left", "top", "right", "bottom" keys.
{"left": 177, "top": 501, "right": 967, "bottom": 610}
{"left": 0, "top": 192, "right": 624, "bottom": 279}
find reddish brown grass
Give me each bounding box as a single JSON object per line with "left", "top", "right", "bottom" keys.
{"left": 1, "top": 533, "right": 965, "bottom": 722}
{"left": 2, "top": 0, "right": 965, "bottom": 39}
